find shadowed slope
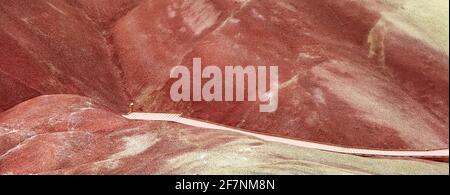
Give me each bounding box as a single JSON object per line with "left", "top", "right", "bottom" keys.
{"left": 0, "top": 0, "right": 129, "bottom": 112}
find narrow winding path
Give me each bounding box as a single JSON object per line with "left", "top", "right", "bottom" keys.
{"left": 124, "top": 113, "right": 449, "bottom": 160}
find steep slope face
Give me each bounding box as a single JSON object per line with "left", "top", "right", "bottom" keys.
{"left": 64, "top": 0, "right": 143, "bottom": 29}
{"left": 0, "top": 0, "right": 129, "bottom": 112}
{"left": 0, "top": 0, "right": 448, "bottom": 150}
{"left": 113, "top": 0, "right": 449, "bottom": 150}
{"left": 0, "top": 95, "right": 448, "bottom": 175}
{"left": 112, "top": 0, "right": 242, "bottom": 98}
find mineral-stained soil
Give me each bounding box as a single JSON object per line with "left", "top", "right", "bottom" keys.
{"left": 0, "top": 0, "right": 130, "bottom": 112}
{"left": 113, "top": 0, "right": 449, "bottom": 150}
{"left": 0, "top": 0, "right": 448, "bottom": 169}
{"left": 0, "top": 95, "right": 447, "bottom": 175}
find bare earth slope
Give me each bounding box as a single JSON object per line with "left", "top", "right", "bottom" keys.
{"left": 0, "top": 95, "right": 447, "bottom": 175}
{"left": 0, "top": 0, "right": 448, "bottom": 152}
{"left": 113, "top": 0, "right": 449, "bottom": 150}
{"left": 0, "top": 0, "right": 129, "bottom": 112}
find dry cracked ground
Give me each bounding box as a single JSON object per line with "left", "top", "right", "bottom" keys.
{"left": 0, "top": 0, "right": 448, "bottom": 174}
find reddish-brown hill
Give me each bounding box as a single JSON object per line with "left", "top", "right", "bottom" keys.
{"left": 0, "top": 0, "right": 129, "bottom": 112}
{"left": 0, "top": 95, "right": 447, "bottom": 175}
{"left": 0, "top": 0, "right": 448, "bottom": 150}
